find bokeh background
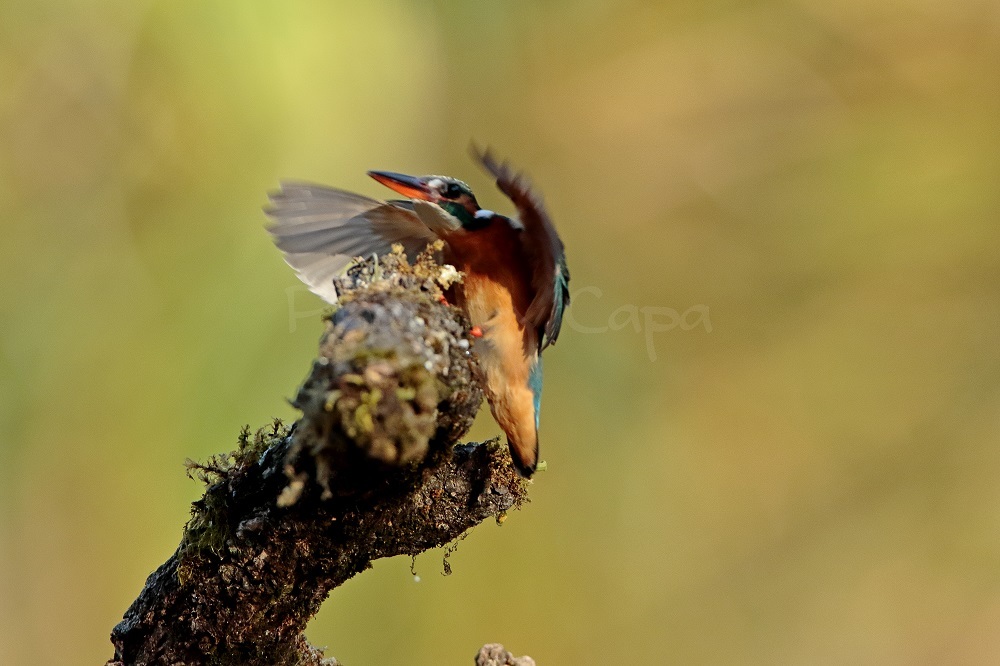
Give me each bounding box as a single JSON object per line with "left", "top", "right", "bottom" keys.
{"left": 3, "top": 1, "right": 1000, "bottom": 664}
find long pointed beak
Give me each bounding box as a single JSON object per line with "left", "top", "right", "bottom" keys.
{"left": 367, "top": 170, "right": 433, "bottom": 201}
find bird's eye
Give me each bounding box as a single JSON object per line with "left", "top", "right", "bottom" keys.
{"left": 443, "top": 183, "right": 463, "bottom": 199}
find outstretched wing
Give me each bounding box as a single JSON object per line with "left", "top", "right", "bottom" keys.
{"left": 265, "top": 182, "right": 439, "bottom": 303}
{"left": 473, "top": 148, "right": 570, "bottom": 350}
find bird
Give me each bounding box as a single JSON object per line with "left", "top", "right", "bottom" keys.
{"left": 265, "top": 148, "right": 569, "bottom": 477}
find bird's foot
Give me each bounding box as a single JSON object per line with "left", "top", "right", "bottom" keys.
{"left": 469, "top": 311, "right": 503, "bottom": 340}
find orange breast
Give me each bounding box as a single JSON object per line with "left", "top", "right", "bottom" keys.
{"left": 444, "top": 222, "right": 540, "bottom": 468}
{"left": 445, "top": 221, "right": 534, "bottom": 336}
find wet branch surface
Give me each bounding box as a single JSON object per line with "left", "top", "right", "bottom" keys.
{"left": 107, "top": 250, "right": 532, "bottom": 666}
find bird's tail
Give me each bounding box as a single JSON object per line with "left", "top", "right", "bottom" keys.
{"left": 507, "top": 435, "right": 538, "bottom": 478}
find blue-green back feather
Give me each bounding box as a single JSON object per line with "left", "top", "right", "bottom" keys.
{"left": 529, "top": 358, "right": 544, "bottom": 431}
{"left": 544, "top": 255, "right": 571, "bottom": 349}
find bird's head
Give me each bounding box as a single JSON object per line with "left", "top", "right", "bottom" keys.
{"left": 368, "top": 170, "right": 486, "bottom": 230}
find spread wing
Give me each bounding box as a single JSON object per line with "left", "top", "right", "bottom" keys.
{"left": 265, "top": 182, "right": 439, "bottom": 303}
{"left": 473, "top": 148, "right": 570, "bottom": 350}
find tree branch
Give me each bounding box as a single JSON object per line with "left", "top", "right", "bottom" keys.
{"left": 107, "top": 248, "right": 531, "bottom": 665}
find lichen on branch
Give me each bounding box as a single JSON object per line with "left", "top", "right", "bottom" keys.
{"left": 284, "top": 242, "right": 480, "bottom": 500}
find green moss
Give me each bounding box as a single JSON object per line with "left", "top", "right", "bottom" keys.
{"left": 353, "top": 403, "right": 374, "bottom": 435}
{"left": 179, "top": 419, "right": 291, "bottom": 563}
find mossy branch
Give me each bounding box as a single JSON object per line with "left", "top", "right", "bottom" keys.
{"left": 107, "top": 248, "right": 531, "bottom": 666}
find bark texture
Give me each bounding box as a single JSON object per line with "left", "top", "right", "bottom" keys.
{"left": 107, "top": 249, "right": 531, "bottom": 665}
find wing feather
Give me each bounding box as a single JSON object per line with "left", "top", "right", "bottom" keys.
{"left": 265, "top": 181, "right": 439, "bottom": 303}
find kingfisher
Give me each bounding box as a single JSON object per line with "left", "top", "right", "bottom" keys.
{"left": 265, "top": 148, "right": 569, "bottom": 477}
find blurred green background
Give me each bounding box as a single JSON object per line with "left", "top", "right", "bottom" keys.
{"left": 3, "top": 0, "right": 1000, "bottom": 664}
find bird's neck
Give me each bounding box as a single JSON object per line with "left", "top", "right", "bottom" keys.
{"left": 440, "top": 201, "right": 489, "bottom": 230}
